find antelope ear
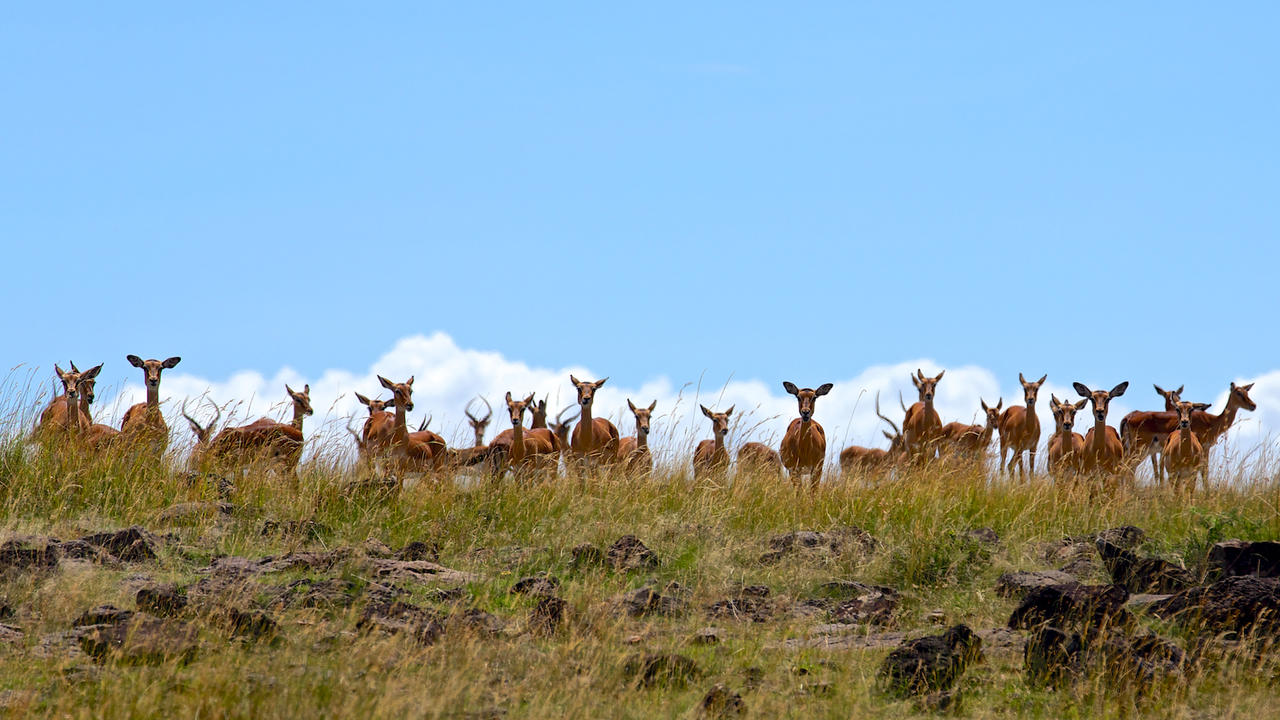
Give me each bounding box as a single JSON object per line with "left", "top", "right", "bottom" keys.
{"left": 1244, "top": 383, "right": 1255, "bottom": 391}
{"left": 883, "top": 430, "right": 895, "bottom": 441}
{"left": 1050, "top": 394, "right": 1061, "bottom": 408}
{"left": 505, "top": 391, "right": 513, "bottom": 403}
{"left": 54, "top": 364, "right": 66, "bottom": 378}
{"left": 911, "top": 374, "right": 923, "bottom": 389}
{"left": 162, "top": 356, "right": 182, "bottom": 369}
{"left": 378, "top": 375, "right": 394, "bottom": 390}
{"left": 996, "top": 398, "right": 1003, "bottom": 411}
{"left": 1175, "top": 384, "right": 1184, "bottom": 395}
{"left": 726, "top": 405, "right": 735, "bottom": 416}
{"left": 1072, "top": 382, "right": 1091, "bottom": 398}
{"left": 627, "top": 399, "right": 637, "bottom": 412}
{"left": 1019, "top": 372, "right": 1027, "bottom": 384}
{"left": 815, "top": 383, "right": 833, "bottom": 396}
{"left": 1036, "top": 374, "right": 1047, "bottom": 385}
{"left": 701, "top": 405, "right": 713, "bottom": 419}
{"left": 1074, "top": 399, "right": 1089, "bottom": 411}
{"left": 1109, "top": 381, "right": 1128, "bottom": 398}
{"left": 648, "top": 400, "right": 657, "bottom": 412}
{"left": 83, "top": 364, "right": 103, "bottom": 379}
{"left": 594, "top": 377, "right": 608, "bottom": 388}
{"left": 127, "top": 355, "right": 144, "bottom": 368}
{"left": 404, "top": 377, "right": 412, "bottom": 387}
{"left": 935, "top": 370, "right": 945, "bottom": 382}
{"left": 1193, "top": 403, "right": 1212, "bottom": 411}
{"left": 981, "top": 399, "right": 989, "bottom": 412}
{"left": 302, "top": 384, "right": 310, "bottom": 395}
{"left": 569, "top": 374, "right": 580, "bottom": 386}
{"left": 783, "top": 381, "right": 799, "bottom": 396}
{"left": 523, "top": 393, "right": 535, "bottom": 405}
{"left": 356, "top": 393, "right": 371, "bottom": 406}
{"left": 285, "top": 384, "right": 296, "bottom": 396}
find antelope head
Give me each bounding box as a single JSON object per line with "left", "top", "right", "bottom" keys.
{"left": 529, "top": 397, "right": 548, "bottom": 428}
{"left": 783, "top": 381, "right": 833, "bottom": 423}
{"left": 980, "top": 398, "right": 1003, "bottom": 429}
{"left": 285, "top": 384, "right": 314, "bottom": 418}
{"left": 700, "top": 405, "right": 733, "bottom": 440}
{"left": 1153, "top": 384, "right": 1184, "bottom": 410}
{"left": 181, "top": 399, "right": 221, "bottom": 444}
{"left": 1018, "top": 373, "right": 1047, "bottom": 409}
{"left": 627, "top": 399, "right": 657, "bottom": 438}
{"left": 378, "top": 376, "right": 415, "bottom": 412}
{"left": 1228, "top": 381, "right": 1258, "bottom": 412}
{"left": 569, "top": 375, "right": 608, "bottom": 411}
{"left": 550, "top": 405, "right": 579, "bottom": 446}
{"left": 1072, "top": 381, "right": 1128, "bottom": 425}
{"left": 1173, "top": 399, "right": 1213, "bottom": 430}
{"left": 504, "top": 391, "right": 535, "bottom": 428}
{"left": 1049, "top": 394, "right": 1088, "bottom": 434}
{"left": 912, "top": 369, "right": 945, "bottom": 403}
{"left": 464, "top": 396, "right": 492, "bottom": 445}
{"left": 127, "top": 355, "right": 181, "bottom": 390}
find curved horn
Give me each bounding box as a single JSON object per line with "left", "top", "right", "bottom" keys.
{"left": 555, "top": 404, "right": 581, "bottom": 425}
{"left": 875, "top": 391, "right": 901, "bottom": 435}
{"left": 898, "top": 391, "right": 909, "bottom": 415}
{"left": 418, "top": 414, "right": 431, "bottom": 432}
{"left": 478, "top": 396, "right": 492, "bottom": 422}
{"left": 346, "top": 417, "right": 365, "bottom": 451}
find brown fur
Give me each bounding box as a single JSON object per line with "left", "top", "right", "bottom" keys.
{"left": 1073, "top": 381, "right": 1129, "bottom": 479}
{"left": 693, "top": 405, "right": 732, "bottom": 480}
{"left": 568, "top": 375, "right": 620, "bottom": 466}
{"left": 903, "top": 370, "right": 944, "bottom": 463}
{"left": 780, "top": 381, "right": 833, "bottom": 488}
{"left": 998, "top": 373, "right": 1045, "bottom": 478}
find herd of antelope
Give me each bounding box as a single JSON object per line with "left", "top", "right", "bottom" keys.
{"left": 31, "top": 358, "right": 1259, "bottom": 494}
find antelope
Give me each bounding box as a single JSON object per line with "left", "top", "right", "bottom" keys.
{"left": 548, "top": 405, "right": 579, "bottom": 450}
{"left": 1123, "top": 382, "right": 1256, "bottom": 486}
{"left": 499, "top": 392, "right": 559, "bottom": 474}
{"left": 617, "top": 399, "right": 656, "bottom": 474}
{"left": 1117, "top": 384, "right": 1184, "bottom": 482}
{"left": 839, "top": 393, "right": 906, "bottom": 476}
{"left": 996, "top": 373, "right": 1045, "bottom": 478}
{"left": 464, "top": 396, "right": 493, "bottom": 448}
{"left": 1072, "top": 381, "right": 1129, "bottom": 479}
{"left": 490, "top": 395, "right": 561, "bottom": 473}
{"left": 568, "top": 375, "right": 620, "bottom": 468}
{"left": 693, "top": 405, "right": 732, "bottom": 480}
{"left": 738, "top": 442, "right": 783, "bottom": 475}
{"left": 408, "top": 416, "right": 449, "bottom": 467}
{"left": 903, "top": 370, "right": 945, "bottom": 463}
{"left": 181, "top": 399, "right": 221, "bottom": 470}
{"left": 355, "top": 393, "right": 397, "bottom": 462}
{"left": 1046, "top": 395, "right": 1088, "bottom": 477}
{"left": 37, "top": 362, "right": 101, "bottom": 438}
{"left": 373, "top": 375, "right": 435, "bottom": 475}
{"left": 1163, "top": 399, "right": 1214, "bottom": 494}
{"left": 941, "top": 398, "right": 1002, "bottom": 465}
{"left": 780, "top": 381, "right": 833, "bottom": 488}
{"left": 206, "top": 384, "right": 313, "bottom": 472}
{"left": 120, "top": 355, "right": 182, "bottom": 452}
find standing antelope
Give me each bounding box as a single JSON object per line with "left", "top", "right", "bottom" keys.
{"left": 37, "top": 362, "right": 102, "bottom": 439}
{"left": 568, "top": 375, "right": 620, "bottom": 469}
{"left": 942, "top": 398, "right": 1002, "bottom": 465}
{"left": 464, "top": 396, "right": 493, "bottom": 448}
{"left": 1117, "top": 384, "right": 1184, "bottom": 482}
{"left": 181, "top": 399, "right": 221, "bottom": 470}
{"left": 499, "top": 392, "right": 559, "bottom": 474}
{"left": 373, "top": 376, "right": 435, "bottom": 475}
{"left": 207, "top": 384, "right": 313, "bottom": 472}
{"left": 1126, "top": 382, "right": 1256, "bottom": 488}
{"left": 839, "top": 393, "right": 906, "bottom": 477}
{"left": 490, "top": 395, "right": 561, "bottom": 471}
{"left": 1163, "top": 399, "right": 1213, "bottom": 494}
{"left": 617, "top": 399, "right": 656, "bottom": 474}
{"left": 903, "top": 370, "right": 945, "bottom": 463}
{"left": 1046, "top": 395, "right": 1088, "bottom": 477}
{"left": 693, "top": 405, "right": 732, "bottom": 480}
{"left": 355, "top": 393, "right": 397, "bottom": 462}
{"left": 120, "top": 355, "right": 182, "bottom": 453}
{"left": 1072, "top": 381, "right": 1129, "bottom": 480}
{"left": 780, "top": 381, "right": 833, "bottom": 488}
{"left": 998, "top": 373, "right": 1046, "bottom": 479}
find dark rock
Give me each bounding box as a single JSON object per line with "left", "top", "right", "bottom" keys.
{"left": 73, "top": 605, "right": 134, "bottom": 628}
{"left": 55, "top": 540, "right": 117, "bottom": 564}
{"left": 77, "top": 615, "right": 198, "bottom": 663}
{"left": 76, "top": 527, "right": 158, "bottom": 562}
{"left": 623, "top": 653, "right": 700, "bottom": 688}
{"left": 260, "top": 519, "right": 330, "bottom": 540}
{"left": 996, "top": 570, "right": 1078, "bottom": 599}
{"left": 877, "top": 625, "right": 984, "bottom": 697}
{"left": 360, "top": 538, "right": 394, "bottom": 558}
{"left": 422, "top": 586, "right": 467, "bottom": 603}
{"left": 1208, "top": 540, "right": 1280, "bottom": 580}
{"left": 455, "top": 608, "right": 504, "bottom": 636}
{"left": 691, "top": 627, "right": 723, "bottom": 645}
{"left": 395, "top": 540, "right": 440, "bottom": 562}
{"left": 706, "top": 585, "right": 775, "bottom": 622}
{"left": 257, "top": 549, "right": 353, "bottom": 574}
{"left": 1053, "top": 542, "right": 1106, "bottom": 580}
{"left": 0, "top": 624, "right": 23, "bottom": 645}
{"left": 357, "top": 598, "right": 443, "bottom": 645}
{"left": 136, "top": 584, "right": 188, "bottom": 616}
{"left": 279, "top": 578, "right": 361, "bottom": 609}
{"left": 1024, "top": 627, "right": 1083, "bottom": 689}
{"left": 965, "top": 527, "right": 1000, "bottom": 545}
{"left": 0, "top": 604, "right": 11, "bottom": 620}
{"left": 1096, "top": 538, "right": 1196, "bottom": 594}
{"left": 810, "top": 581, "right": 900, "bottom": 626}
{"left": 510, "top": 574, "right": 560, "bottom": 596}
{"left": 1007, "top": 583, "right": 1131, "bottom": 638}
{"left": 1097, "top": 526, "right": 1145, "bottom": 550}
{"left": 570, "top": 543, "right": 605, "bottom": 568}
{"left": 621, "top": 585, "right": 685, "bottom": 617}
{"left": 742, "top": 666, "right": 765, "bottom": 690}
{"left": 1148, "top": 575, "right": 1280, "bottom": 636}
{"left": 917, "top": 689, "right": 961, "bottom": 713}
{"left": 700, "top": 683, "right": 745, "bottom": 717}
{"left": 607, "top": 535, "right": 659, "bottom": 571}
{"left": 530, "top": 595, "right": 566, "bottom": 635}
{"left": 222, "top": 609, "right": 278, "bottom": 640}
{"left": 0, "top": 540, "right": 60, "bottom": 572}
{"left": 363, "top": 558, "right": 478, "bottom": 585}
{"left": 759, "top": 527, "right": 875, "bottom": 565}
{"left": 1091, "top": 633, "right": 1186, "bottom": 689}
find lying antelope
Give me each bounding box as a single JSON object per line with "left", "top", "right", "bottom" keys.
{"left": 1073, "top": 381, "right": 1129, "bottom": 479}
{"left": 1046, "top": 395, "right": 1088, "bottom": 477}
{"left": 839, "top": 393, "right": 906, "bottom": 476}
{"left": 36, "top": 362, "right": 101, "bottom": 439}
{"left": 206, "top": 384, "right": 313, "bottom": 472}
{"left": 739, "top": 442, "right": 783, "bottom": 475}
{"left": 181, "top": 399, "right": 221, "bottom": 471}
{"left": 569, "top": 375, "right": 620, "bottom": 469}
{"left": 355, "top": 393, "right": 397, "bottom": 463}
{"left": 374, "top": 376, "right": 435, "bottom": 475}
{"left": 617, "top": 399, "right": 656, "bottom": 474}
{"left": 120, "top": 355, "right": 182, "bottom": 453}
{"left": 464, "top": 396, "right": 493, "bottom": 448}
{"left": 499, "top": 392, "right": 560, "bottom": 474}
{"left": 998, "top": 373, "right": 1046, "bottom": 479}
{"left": 1117, "top": 384, "right": 1183, "bottom": 482}
{"left": 1163, "top": 399, "right": 1213, "bottom": 494}
{"left": 941, "top": 398, "right": 1002, "bottom": 465}
{"left": 693, "top": 405, "right": 732, "bottom": 480}
{"left": 903, "top": 370, "right": 944, "bottom": 463}
{"left": 781, "top": 381, "right": 833, "bottom": 488}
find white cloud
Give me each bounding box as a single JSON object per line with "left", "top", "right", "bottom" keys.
{"left": 34, "top": 332, "right": 1279, "bottom": 476}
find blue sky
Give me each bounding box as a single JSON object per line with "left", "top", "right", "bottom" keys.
{"left": 3, "top": 4, "right": 1277, "bottom": 420}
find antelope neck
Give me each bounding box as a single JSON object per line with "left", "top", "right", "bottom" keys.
{"left": 292, "top": 403, "right": 307, "bottom": 432}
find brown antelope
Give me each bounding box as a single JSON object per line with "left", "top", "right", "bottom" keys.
{"left": 355, "top": 393, "right": 397, "bottom": 461}
{"left": 1072, "top": 381, "right": 1129, "bottom": 479}
{"left": 1163, "top": 399, "right": 1214, "bottom": 493}
{"left": 371, "top": 376, "right": 434, "bottom": 474}
{"left": 780, "top": 381, "right": 833, "bottom": 488}
{"left": 548, "top": 404, "right": 579, "bottom": 451}
{"left": 490, "top": 394, "right": 561, "bottom": 471}
{"left": 1046, "top": 395, "right": 1088, "bottom": 477}
{"left": 207, "top": 384, "right": 313, "bottom": 472}
{"left": 839, "top": 393, "right": 906, "bottom": 476}
{"left": 942, "top": 398, "right": 1002, "bottom": 465}
{"left": 997, "top": 373, "right": 1045, "bottom": 478}
{"left": 498, "top": 392, "right": 559, "bottom": 473}
{"left": 120, "top": 355, "right": 182, "bottom": 452}
{"left": 693, "top": 405, "right": 732, "bottom": 480}
{"left": 903, "top": 370, "right": 945, "bottom": 463}
{"left": 738, "top": 442, "right": 783, "bottom": 475}
{"left": 37, "top": 362, "right": 101, "bottom": 438}
{"left": 617, "top": 399, "right": 656, "bottom": 474}
{"left": 464, "top": 396, "right": 493, "bottom": 448}
{"left": 1117, "top": 384, "right": 1184, "bottom": 482}
{"left": 181, "top": 399, "right": 221, "bottom": 470}
{"left": 569, "top": 375, "right": 620, "bottom": 468}
{"left": 1124, "top": 382, "right": 1256, "bottom": 486}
